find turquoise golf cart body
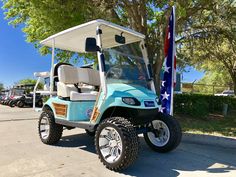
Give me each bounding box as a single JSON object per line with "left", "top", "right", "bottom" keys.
{"left": 36, "top": 19, "right": 181, "bottom": 171}
{"left": 44, "top": 82, "right": 158, "bottom": 124}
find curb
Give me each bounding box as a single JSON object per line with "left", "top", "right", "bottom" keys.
{"left": 182, "top": 133, "right": 236, "bottom": 148}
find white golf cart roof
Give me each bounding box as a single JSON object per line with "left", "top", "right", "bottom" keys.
{"left": 40, "top": 19, "right": 145, "bottom": 53}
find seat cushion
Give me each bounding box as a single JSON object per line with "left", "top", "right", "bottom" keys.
{"left": 80, "top": 84, "right": 95, "bottom": 93}
{"left": 58, "top": 65, "right": 79, "bottom": 84}
{"left": 57, "top": 82, "right": 77, "bottom": 98}
{"left": 77, "top": 68, "right": 100, "bottom": 86}
{"left": 70, "top": 91, "right": 98, "bottom": 101}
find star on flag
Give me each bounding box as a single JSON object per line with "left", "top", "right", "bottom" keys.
{"left": 164, "top": 64, "right": 171, "bottom": 73}
{"left": 161, "top": 91, "right": 170, "bottom": 100}
{"left": 161, "top": 81, "right": 166, "bottom": 87}
{"left": 159, "top": 107, "right": 166, "bottom": 113}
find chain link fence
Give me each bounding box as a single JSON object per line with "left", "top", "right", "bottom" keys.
{"left": 180, "top": 83, "right": 236, "bottom": 117}
{"left": 182, "top": 83, "right": 233, "bottom": 95}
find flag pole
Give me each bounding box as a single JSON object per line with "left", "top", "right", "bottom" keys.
{"left": 170, "top": 6, "right": 175, "bottom": 116}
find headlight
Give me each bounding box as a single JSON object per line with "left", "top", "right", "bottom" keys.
{"left": 122, "top": 97, "right": 141, "bottom": 106}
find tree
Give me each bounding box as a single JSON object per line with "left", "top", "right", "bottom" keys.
{"left": 177, "top": 0, "right": 236, "bottom": 93}
{"left": 2, "top": 0, "right": 235, "bottom": 92}
{"left": 193, "top": 61, "right": 232, "bottom": 94}
{"left": 17, "top": 78, "right": 43, "bottom": 90}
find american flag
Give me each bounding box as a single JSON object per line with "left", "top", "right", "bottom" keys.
{"left": 160, "top": 6, "right": 176, "bottom": 115}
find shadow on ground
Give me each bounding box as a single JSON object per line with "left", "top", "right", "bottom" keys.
{"left": 57, "top": 133, "right": 96, "bottom": 153}
{"left": 57, "top": 132, "right": 236, "bottom": 177}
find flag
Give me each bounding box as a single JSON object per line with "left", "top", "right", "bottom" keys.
{"left": 160, "top": 6, "right": 176, "bottom": 115}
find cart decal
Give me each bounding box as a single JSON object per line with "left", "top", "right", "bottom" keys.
{"left": 86, "top": 108, "right": 93, "bottom": 118}
{"left": 144, "top": 101, "right": 155, "bottom": 107}
{"left": 91, "top": 107, "right": 100, "bottom": 122}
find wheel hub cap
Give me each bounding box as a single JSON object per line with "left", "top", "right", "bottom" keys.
{"left": 109, "top": 140, "right": 117, "bottom": 147}
{"left": 99, "top": 127, "right": 122, "bottom": 163}
{"left": 147, "top": 120, "right": 170, "bottom": 147}
{"left": 39, "top": 116, "right": 50, "bottom": 140}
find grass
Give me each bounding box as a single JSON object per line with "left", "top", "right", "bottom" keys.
{"left": 176, "top": 114, "right": 236, "bottom": 137}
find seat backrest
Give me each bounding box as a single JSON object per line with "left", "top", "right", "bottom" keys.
{"left": 58, "top": 65, "right": 79, "bottom": 84}
{"left": 58, "top": 65, "right": 100, "bottom": 86}
{"left": 77, "top": 68, "right": 100, "bottom": 86}
{"left": 53, "top": 63, "right": 72, "bottom": 91}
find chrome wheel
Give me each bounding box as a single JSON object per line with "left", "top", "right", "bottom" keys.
{"left": 39, "top": 116, "right": 50, "bottom": 140}
{"left": 99, "top": 127, "right": 123, "bottom": 163}
{"left": 38, "top": 110, "right": 63, "bottom": 145}
{"left": 147, "top": 120, "right": 170, "bottom": 147}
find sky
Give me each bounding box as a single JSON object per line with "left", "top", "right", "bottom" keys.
{"left": 0, "top": 6, "right": 204, "bottom": 88}
{"left": 0, "top": 7, "right": 51, "bottom": 88}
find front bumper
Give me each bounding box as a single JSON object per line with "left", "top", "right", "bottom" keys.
{"left": 125, "top": 107, "right": 160, "bottom": 125}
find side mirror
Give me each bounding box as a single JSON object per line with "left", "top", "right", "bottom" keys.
{"left": 115, "top": 34, "right": 126, "bottom": 44}
{"left": 85, "top": 38, "right": 100, "bottom": 52}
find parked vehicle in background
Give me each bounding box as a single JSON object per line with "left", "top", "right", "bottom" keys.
{"left": 0, "top": 88, "right": 24, "bottom": 106}
{"left": 33, "top": 71, "right": 52, "bottom": 111}
{"left": 12, "top": 93, "right": 43, "bottom": 108}
{"left": 214, "top": 90, "right": 235, "bottom": 97}
{"left": 8, "top": 88, "right": 25, "bottom": 107}
{"left": 0, "top": 84, "right": 44, "bottom": 108}
{"left": 0, "top": 90, "right": 7, "bottom": 103}
{"left": 9, "top": 84, "right": 43, "bottom": 108}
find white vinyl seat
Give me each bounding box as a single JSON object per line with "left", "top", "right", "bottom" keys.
{"left": 80, "top": 84, "right": 95, "bottom": 93}
{"left": 57, "top": 65, "right": 100, "bottom": 101}
{"left": 70, "top": 91, "right": 97, "bottom": 101}
{"left": 57, "top": 82, "right": 77, "bottom": 98}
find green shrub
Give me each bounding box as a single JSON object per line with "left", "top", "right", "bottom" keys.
{"left": 190, "top": 99, "right": 209, "bottom": 118}
{"left": 174, "top": 94, "right": 236, "bottom": 118}
{"left": 42, "top": 95, "right": 50, "bottom": 103}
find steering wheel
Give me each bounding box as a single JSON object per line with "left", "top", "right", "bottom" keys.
{"left": 106, "top": 66, "right": 123, "bottom": 79}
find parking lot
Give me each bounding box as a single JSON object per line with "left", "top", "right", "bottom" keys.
{"left": 0, "top": 105, "right": 235, "bottom": 177}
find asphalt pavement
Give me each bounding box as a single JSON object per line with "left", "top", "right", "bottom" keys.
{"left": 0, "top": 105, "right": 235, "bottom": 177}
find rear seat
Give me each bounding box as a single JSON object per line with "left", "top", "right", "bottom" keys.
{"left": 57, "top": 65, "right": 100, "bottom": 101}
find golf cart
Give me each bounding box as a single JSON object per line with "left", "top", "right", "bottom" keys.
{"left": 0, "top": 90, "right": 9, "bottom": 104}
{"left": 15, "top": 92, "right": 43, "bottom": 108}
{"left": 3, "top": 87, "right": 24, "bottom": 106}
{"left": 8, "top": 88, "right": 25, "bottom": 107}
{"left": 1, "top": 89, "right": 12, "bottom": 105}
{"left": 36, "top": 19, "right": 182, "bottom": 171}
{"left": 33, "top": 71, "right": 55, "bottom": 111}
{"left": 9, "top": 84, "right": 43, "bottom": 108}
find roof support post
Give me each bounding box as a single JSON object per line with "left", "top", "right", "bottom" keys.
{"left": 96, "top": 26, "right": 107, "bottom": 99}
{"left": 33, "top": 77, "right": 41, "bottom": 110}
{"left": 140, "top": 40, "right": 156, "bottom": 94}
{"left": 50, "top": 39, "right": 55, "bottom": 97}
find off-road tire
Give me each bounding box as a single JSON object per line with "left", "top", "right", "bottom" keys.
{"left": 95, "top": 117, "right": 139, "bottom": 171}
{"left": 7, "top": 100, "right": 12, "bottom": 106}
{"left": 17, "top": 101, "right": 24, "bottom": 108}
{"left": 144, "top": 113, "right": 182, "bottom": 153}
{"left": 38, "top": 109, "right": 63, "bottom": 145}
{"left": 9, "top": 100, "right": 15, "bottom": 107}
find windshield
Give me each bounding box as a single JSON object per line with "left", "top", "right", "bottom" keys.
{"left": 103, "top": 42, "right": 149, "bottom": 88}
{"left": 11, "top": 89, "right": 24, "bottom": 96}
